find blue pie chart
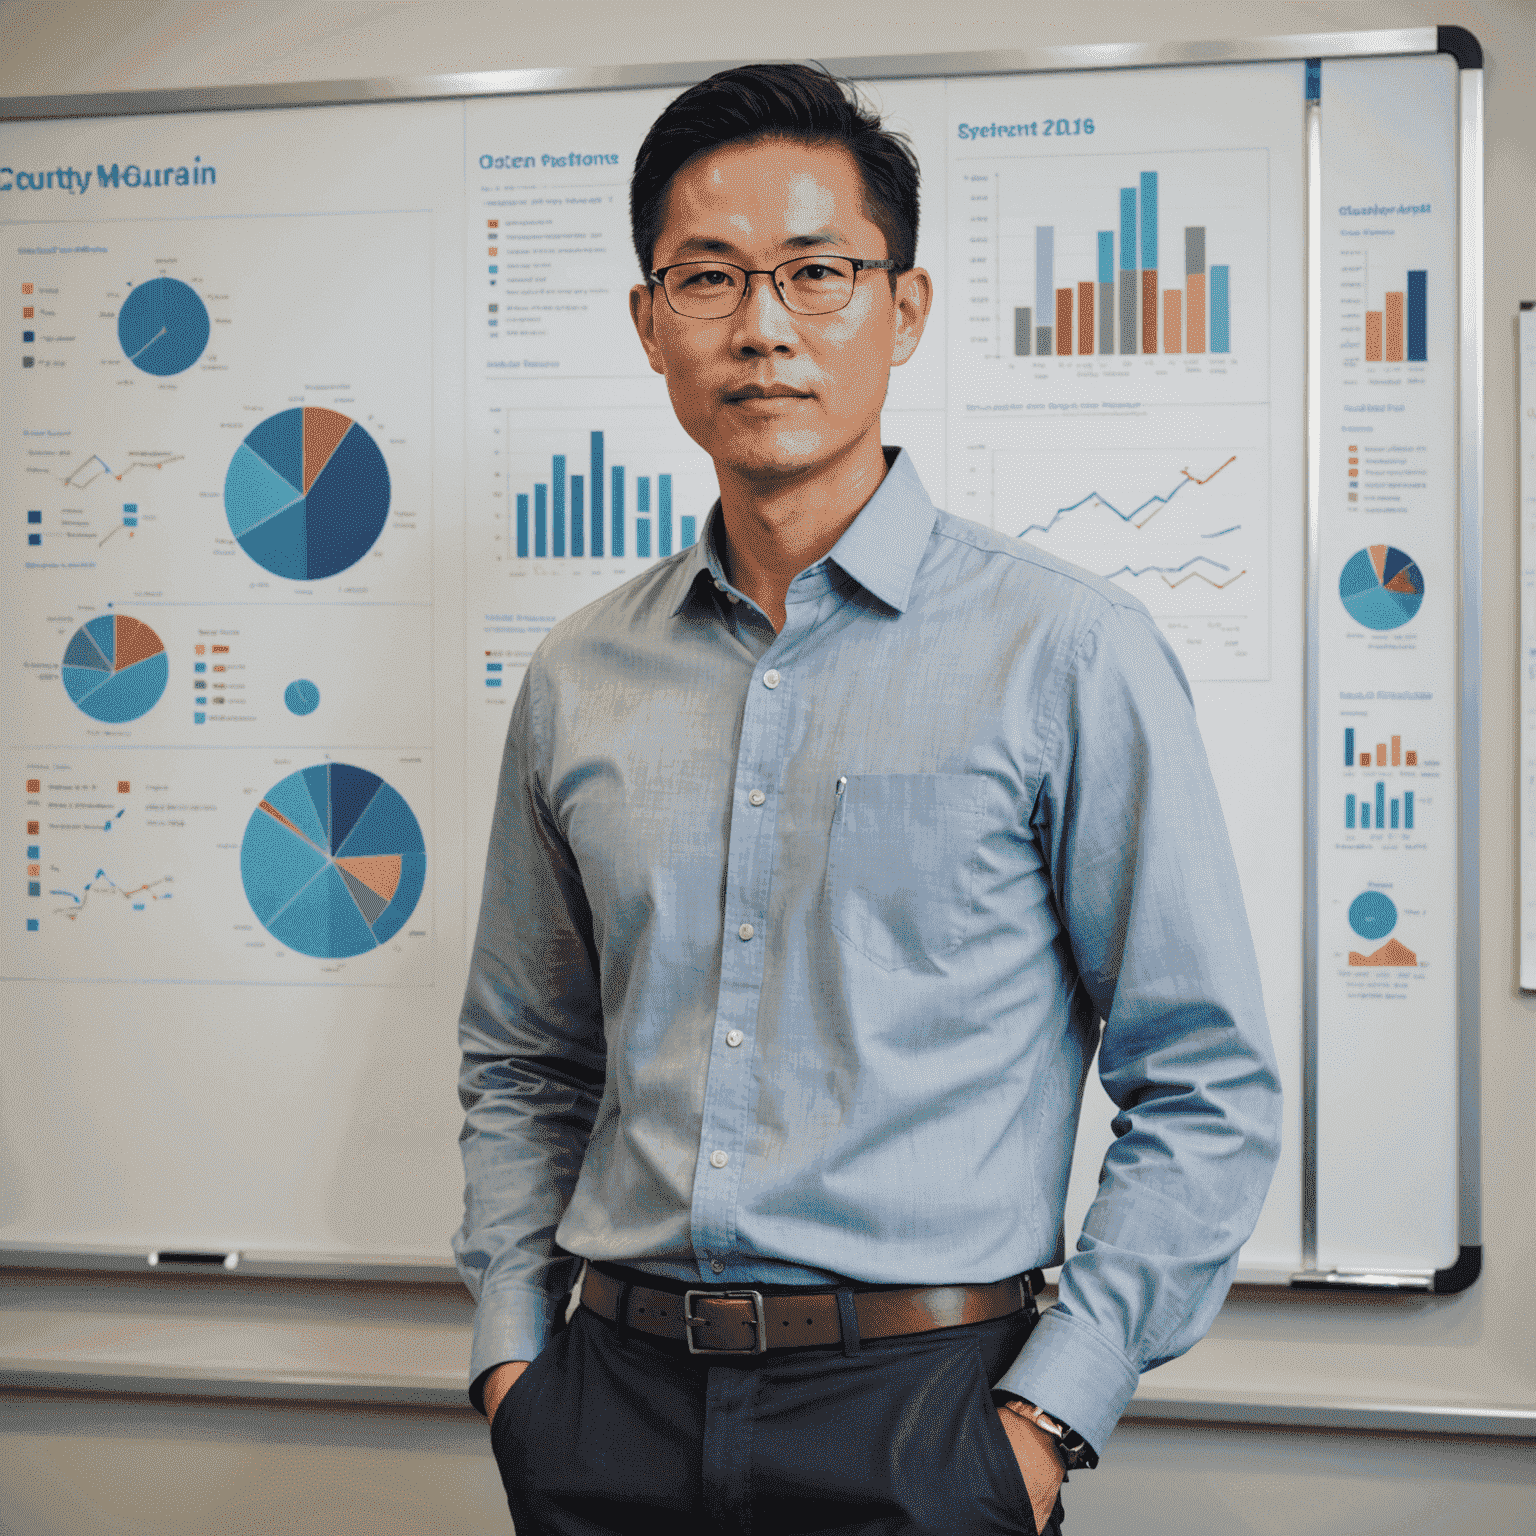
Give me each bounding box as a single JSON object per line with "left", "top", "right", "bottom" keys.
{"left": 284, "top": 679, "right": 321, "bottom": 716}
{"left": 224, "top": 407, "right": 391, "bottom": 581}
{"left": 1348, "top": 890, "right": 1398, "bottom": 941}
{"left": 117, "top": 276, "right": 210, "bottom": 376}
{"left": 241, "top": 763, "right": 425, "bottom": 958}
{"left": 1339, "top": 545, "right": 1424, "bottom": 630}
{"left": 61, "top": 613, "right": 169, "bottom": 723}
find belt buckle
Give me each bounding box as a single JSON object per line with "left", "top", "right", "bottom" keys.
{"left": 683, "top": 1288, "right": 768, "bottom": 1355}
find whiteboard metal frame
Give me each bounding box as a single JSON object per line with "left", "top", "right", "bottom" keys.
{"left": 0, "top": 27, "right": 1483, "bottom": 1298}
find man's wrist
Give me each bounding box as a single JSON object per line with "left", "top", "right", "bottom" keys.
{"left": 992, "top": 1391, "right": 1097, "bottom": 1472}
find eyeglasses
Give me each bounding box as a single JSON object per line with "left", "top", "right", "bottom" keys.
{"left": 648, "top": 256, "right": 898, "bottom": 319}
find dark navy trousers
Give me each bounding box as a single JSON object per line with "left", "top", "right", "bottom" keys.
{"left": 489, "top": 1275, "right": 1065, "bottom": 1536}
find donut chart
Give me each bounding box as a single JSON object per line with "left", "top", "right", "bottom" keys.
{"left": 224, "top": 407, "right": 391, "bottom": 581}
{"left": 241, "top": 764, "right": 425, "bottom": 958}
{"left": 1339, "top": 545, "right": 1424, "bottom": 630}
{"left": 117, "top": 276, "right": 210, "bottom": 376}
{"left": 1348, "top": 890, "right": 1397, "bottom": 940}
{"left": 61, "top": 614, "right": 169, "bottom": 723}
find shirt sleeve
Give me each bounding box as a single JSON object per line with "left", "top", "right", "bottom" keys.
{"left": 452, "top": 657, "right": 607, "bottom": 1414}
{"left": 994, "top": 599, "right": 1283, "bottom": 1455}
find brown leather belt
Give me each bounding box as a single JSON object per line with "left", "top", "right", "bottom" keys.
{"left": 581, "top": 1267, "right": 1032, "bottom": 1356}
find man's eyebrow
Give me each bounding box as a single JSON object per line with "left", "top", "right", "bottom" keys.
{"left": 666, "top": 230, "right": 848, "bottom": 258}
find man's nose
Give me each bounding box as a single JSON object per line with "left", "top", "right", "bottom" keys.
{"left": 731, "top": 271, "right": 799, "bottom": 350}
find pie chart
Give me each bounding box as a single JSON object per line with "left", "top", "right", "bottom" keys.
{"left": 1348, "top": 890, "right": 1397, "bottom": 941}
{"left": 1339, "top": 545, "right": 1424, "bottom": 630}
{"left": 117, "top": 275, "right": 210, "bottom": 376}
{"left": 61, "top": 614, "right": 169, "bottom": 723}
{"left": 241, "top": 763, "right": 426, "bottom": 958}
{"left": 224, "top": 407, "right": 391, "bottom": 581}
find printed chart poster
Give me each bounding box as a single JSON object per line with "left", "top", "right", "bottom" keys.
{"left": 1315, "top": 55, "right": 1460, "bottom": 1272}
{"left": 945, "top": 63, "right": 1307, "bottom": 1274}
{"left": 1, "top": 101, "right": 460, "bottom": 986}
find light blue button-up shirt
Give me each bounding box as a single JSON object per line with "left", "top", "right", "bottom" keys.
{"left": 454, "top": 447, "right": 1281, "bottom": 1454}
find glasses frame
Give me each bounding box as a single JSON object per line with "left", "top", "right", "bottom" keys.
{"left": 647, "top": 256, "right": 899, "bottom": 319}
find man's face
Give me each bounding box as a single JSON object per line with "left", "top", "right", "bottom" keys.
{"left": 630, "top": 136, "right": 930, "bottom": 486}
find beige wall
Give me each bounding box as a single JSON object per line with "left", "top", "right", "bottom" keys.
{"left": 2, "top": 2, "right": 1534, "bottom": 1531}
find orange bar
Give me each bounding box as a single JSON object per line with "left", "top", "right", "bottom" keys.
{"left": 1187, "top": 272, "right": 1206, "bottom": 353}
{"left": 1163, "top": 289, "right": 1183, "bottom": 353}
{"left": 1360, "top": 754, "right": 1371, "bottom": 768}
{"left": 1375, "top": 743, "right": 1387, "bottom": 767}
{"left": 1077, "top": 281, "right": 1094, "bottom": 355}
{"left": 1055, "top": 288, "right": 1072, "bottom": 355}
{"left": 1141, "top": 269, "right": 1158, "bottom": 352}
{"left": 1365, "top": 311, "right": 1383, "bottom": 361}
{"left": 1406, "top": 750, "right": 1417, "bottom": 766}
{"left": 1384, "top": 291, "right": 1405, "bottom": 361}
{"left": 1391, "top": 735, "right": 1401, "bottom": 766}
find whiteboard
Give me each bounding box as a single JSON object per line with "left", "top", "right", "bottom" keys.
{"left": 0, "top": 36, "right": 1479, "bottom": 1287}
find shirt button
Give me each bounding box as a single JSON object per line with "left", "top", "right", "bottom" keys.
{"left": 762, "top": 669, "right": 780, "bottom": 689}
{"left": 737, "top": 922, "right": 754, "bottom": 941}
{"left": 748, "top": 789, "right": 766, "bottom": 807}
{"left": 712, "top": 1260, "right": 725, "bottom": 1273}
{"left": 710, "top": 1150, "right": 729, "bottom": 1169}
{"left": 726, "top": 1029, "right": 744, "bottom": 1047}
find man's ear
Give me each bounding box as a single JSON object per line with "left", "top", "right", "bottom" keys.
{"left": 630, "top": 283, "right": 667, "bottom": 376}
{"left": 890, "top": 266, "right": 934, "bottom": 367}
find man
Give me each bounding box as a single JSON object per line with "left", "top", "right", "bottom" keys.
{"left": 455, "top": 63, "right": 1280, "bottom": 1536}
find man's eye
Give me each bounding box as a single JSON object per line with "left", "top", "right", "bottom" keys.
{"left": 789, "top": 262, "right": 842, "bottom": 283}
{"left": 679, "top": 267, "right": 736, "bottom": 289}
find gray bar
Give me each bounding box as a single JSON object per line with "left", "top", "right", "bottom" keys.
{"left": 1014, "top": 307, "right": 1032, "bottom": 355}
{"left": 1118, "top": 271, "right": 1137, "bottom": 354}
{"left": 1098, "top": 281, "right": 1114, "bottom": 353}
{"left": 1036, "top": 326, "right": 1052, "bottom": 356}
{"left": 1186, "top": 225, "right": 1206, "bottom": 276}
{"left": 1034, "top": 227, "right": 1054, "bottom": 325}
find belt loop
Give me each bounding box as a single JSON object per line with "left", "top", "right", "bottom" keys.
{"left": 615, "top": 1279, "right": 633, "bottom": 1341}
{"left": 835, "top": 1287, "right": 861, "bottom": 1357}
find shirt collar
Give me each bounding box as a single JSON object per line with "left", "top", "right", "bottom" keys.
{"left": 671, "top": 447, "right": 936, "bottom": 618}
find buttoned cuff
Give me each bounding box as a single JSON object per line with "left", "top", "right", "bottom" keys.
{"left": 993, "top": 1305, "right": 1140, "bottom": 1458}
{"left": 467, "top": 1282, "right": 568, "bottom": 1415}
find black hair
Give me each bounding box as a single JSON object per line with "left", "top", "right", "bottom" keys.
{"left": 630, "top": 63, "right": 920, "bottom": 281}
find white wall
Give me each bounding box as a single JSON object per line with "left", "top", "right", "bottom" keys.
{"left": 2, "top": 2, "right": 1534, "bottom": 1532}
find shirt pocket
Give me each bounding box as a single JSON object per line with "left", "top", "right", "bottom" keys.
{"left": 824, "top": 773, "right": 984, "bottom": 974}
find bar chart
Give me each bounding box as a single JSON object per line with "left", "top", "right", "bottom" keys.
{"left": 1365, "top": 267, "right": 1428, "bottom": 362}
{"left": 953, "top": 143, "right": 1269, "bottom": 407}
{"left": 510, "top": 430, "right": 697, "bottom": 562}
{"left": 1014, "top": 171, "right": 1232, "bottom": 360}
{"left": 1343, "top": 727, "right": 1419, "bottom": 770}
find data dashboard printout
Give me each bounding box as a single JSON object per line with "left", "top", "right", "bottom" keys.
{"left": 3, "top": 102, "right": 464, "bottom": 990}
{"left": 461, "top": 65, "right": 1307, "bottom": 1274}
{"left": 1314, "top": 56, "right": 1460, "bottom": 1272}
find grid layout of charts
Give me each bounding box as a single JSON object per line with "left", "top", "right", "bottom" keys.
{"left": 60, "top": 614, "right": 169, "bottom": 723}
{"left": 224, "top": 407, "right": 392, "bottom": 581}
{"left": 241, "top": 763, "right": 425, "bottom": 958}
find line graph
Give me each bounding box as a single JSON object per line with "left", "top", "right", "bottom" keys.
{"left": 984, "top": 443, "right": 1268, "bottom": 680}
{"left": 1017, "top": 454, "right": 1238, "bottom": 537}
{"left": 1103, "top": 554, "right": 1247, "bottom": 589}
{"left": 61, "top": 452, "right": 184, "bottom": 489}
{"left": 50, "top": 869, "right": 173, "bottom": 920}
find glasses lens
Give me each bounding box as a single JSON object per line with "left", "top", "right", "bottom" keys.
{"left": 777, "top": 256, "right": 856, "bottom": 314}
{"left": 664, "top": 263, "right": 745, "bottom": 317}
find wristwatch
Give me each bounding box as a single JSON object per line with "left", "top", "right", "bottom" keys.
{"left": 993, "top": 1393, "right": 1098, "bottom": 1474}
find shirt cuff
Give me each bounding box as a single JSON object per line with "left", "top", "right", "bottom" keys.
{"left": 467, "top": 1282, "right": 567, "bottom": 1415}
{"left": 993, "top": 1305, "right": 1140, "bottom": 1457}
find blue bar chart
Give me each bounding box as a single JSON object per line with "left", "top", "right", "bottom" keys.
{"left": 514, "top": 430, "right": 695, "bottom": 561}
